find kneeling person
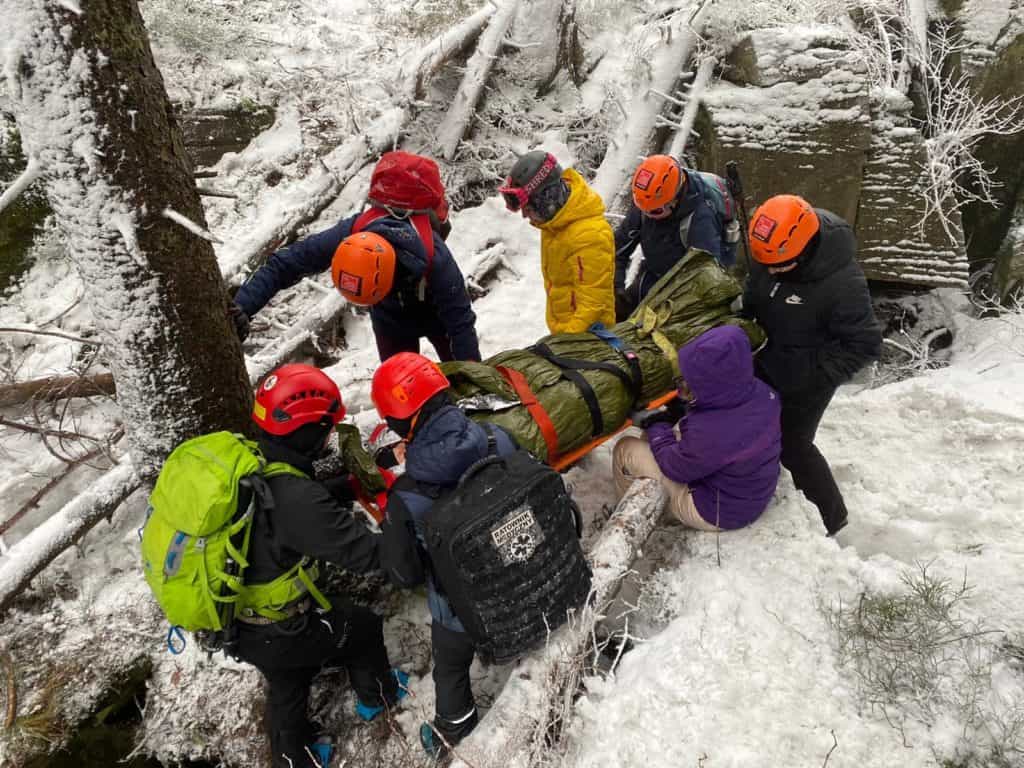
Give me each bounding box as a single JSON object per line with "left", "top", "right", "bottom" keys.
{"left": 614, "top": 325, "right": 782, "bottom": 529}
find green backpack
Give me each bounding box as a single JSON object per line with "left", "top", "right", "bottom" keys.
{"left": 141, "top": 432, "right": 331, "bottom": 643}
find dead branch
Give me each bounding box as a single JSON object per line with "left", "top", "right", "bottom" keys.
{"left": 0, "top": 416, "right": 106, "bottom": 444}
{"left": 195, "top": 186, "right": 238, "bottom": 199}
{"left": 0, "top": 433, "right": 119, "bottom": 537}
{"left": 1, "top": 650, "right": 14, "bottom": 730}
{"left": 0, "top": 327, "right": 100, "bottom": 346}
{"left": 0, "top": 458, "right": 140, "bottom": 616}
{"left": 436, "top": 0, "right": 522, "bottom": 161}
{"left": 0, "top": 373, "right": 115, "bottom": 408}
{"left": 0, "top": 154, "right": 42, "bottom": 218}
{"left": 822, "top": 731, "right": 838, "bottom": 768}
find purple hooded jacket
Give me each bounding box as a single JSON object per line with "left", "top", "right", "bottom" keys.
{"left": 646, "top": 325, "right": 782, "bottom": 529}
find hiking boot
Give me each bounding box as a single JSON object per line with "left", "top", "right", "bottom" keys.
{"left": 306, "top": 736, "right": 333, "bottom": 767}
{"left": 354, "top": 668, "right": 409, "bottom": 722}
{"left": 419, "top": 708, "right": 479, "bottom": 759}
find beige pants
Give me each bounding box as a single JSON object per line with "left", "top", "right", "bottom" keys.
{"left": 612, "top": 435, "right": 721, "bottom": 532}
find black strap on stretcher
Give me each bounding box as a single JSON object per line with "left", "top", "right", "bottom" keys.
{"left": 530, "top": 342, "right": 638, "bottom": 438}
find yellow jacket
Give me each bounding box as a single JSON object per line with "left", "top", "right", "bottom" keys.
{"left": 535, "top": 169, "right": 616, "bottom": 334}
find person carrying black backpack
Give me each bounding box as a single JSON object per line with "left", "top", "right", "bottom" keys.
{"left": 372, "top": 353, "right": 517, "bottom": 758}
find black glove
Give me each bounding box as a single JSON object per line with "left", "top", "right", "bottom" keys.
{"left": 664, "top": 397, "right": 689, "bottom": 422}
{"left": 630, "top": 407, "right": 677, "bottom": 430}
{"left": 373, "top": 441, "right": 404, "bottom": 470}
{"left": 227, "top": 301, "right": 250, "bottom": 342}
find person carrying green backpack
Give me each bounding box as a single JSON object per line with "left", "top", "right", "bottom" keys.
{"left": 142, "top": 363, "right": 407, "bottom": 768}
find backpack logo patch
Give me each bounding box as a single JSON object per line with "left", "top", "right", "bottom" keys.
{"left": 339, "top": 271, "right": 362, "bottom": 295}
{"left": 752, "top": 214, "right": 777, "bottom": 242}
{"left": 491, "top": 507, "right": 544, "bottom": 565}
{"left": 633, "top": 168, "right": 655, "bottom": 191}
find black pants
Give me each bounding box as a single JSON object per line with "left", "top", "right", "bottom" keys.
{"left": 236, "top": 600, "right": 396, "bottom": 768}
{"left": 779, "top": 387, "right": 849, "bottom": 535}
{"left": 431, "top": 622, "right": 479, "bottom": 742}
{"left": 374, "top": 330, "right": 454, "bottom": 363}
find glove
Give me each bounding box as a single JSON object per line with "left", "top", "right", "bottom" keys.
{"left": 630, "top": 407, "right": 677, "bottom": 430}
{"left": 664, "top": 397, "right": 689, "bottom": 422}
{"left": 227, "top": 301, "right": 250, "bottom": 342}
{"left": 373, "top": 441, "right": 406, "bottom": 470}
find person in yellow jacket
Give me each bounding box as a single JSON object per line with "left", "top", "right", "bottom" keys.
{"left": 499, "top": 151, "right": 615, "bottom": 334}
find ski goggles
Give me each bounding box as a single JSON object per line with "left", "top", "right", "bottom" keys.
{"left": 499, "top": 186, "right": 531, "bottom": 212}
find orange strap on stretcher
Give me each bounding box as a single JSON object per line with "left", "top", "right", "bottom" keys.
{"left": 496, "top": 365, "right": 560, "bottom": 464}
{"left": 550, "top": 390, "right": 677, "bottom": 472}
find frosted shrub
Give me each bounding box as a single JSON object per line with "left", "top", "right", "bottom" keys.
{"left": 827, "top": 563, "right": 1024, "bottom": 766}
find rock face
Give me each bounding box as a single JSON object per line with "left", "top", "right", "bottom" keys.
{"left": 177, "top": 104, "right": 275, "bottom": 169}
{"left": 692, "top": 26, "right": 969, "bottom": 287}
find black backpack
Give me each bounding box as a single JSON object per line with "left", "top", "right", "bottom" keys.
{"left": 424, "top": 444, "right": 592, "bottom": 664}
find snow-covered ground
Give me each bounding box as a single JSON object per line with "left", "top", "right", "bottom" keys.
{"left": 2, "top": 1, "right": 1023, "bottom": 767}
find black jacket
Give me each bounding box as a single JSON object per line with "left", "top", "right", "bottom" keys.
{"left": 613, "top": 172, "right": 728, "bottom": 298}
{"left": 741, "top": 209, "right": 881, "bottom": 396}
{"left": 244, "top": 440, "right": 380, "bottom": 586}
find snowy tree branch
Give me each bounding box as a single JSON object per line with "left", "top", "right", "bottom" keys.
{"left": 0, "top": 154, "right": 42, "bottom": 217}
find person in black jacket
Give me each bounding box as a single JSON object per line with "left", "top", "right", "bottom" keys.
{"left": 230, "top": 153, "right": 480, "bottom": 363}
{"left": 741, "top": 195, "right": 881, "bottom": 536}
{"left": 614, "top": 154, "right": 738, "bottom": 319}
{"left": 235, "top": 363, "right": 407, "bottom": 768}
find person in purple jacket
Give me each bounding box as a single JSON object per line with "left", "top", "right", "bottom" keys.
{"left": 612, "top": 324, "right": 782, "bottom": 530}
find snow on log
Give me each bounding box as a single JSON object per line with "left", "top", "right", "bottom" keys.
{"left": 593, "top": 0, "right": 714, "bottom": 212}
{"left": 0, "top": 372, "right": 115, "bottom": 408}
{"left": 0, "top": 458, "right": 140, "bottom": 615}
{"left": 667, "top": 56, "right": 716, "bottom": 159}
{"left": 245, "top": 292, "right": 347, "bottom": 383}
{"left": 451, "top": 479, "right": 667, "bottom": 768}
{"left": 398, "top": 2, "right": 497, "bottom": 101}
{"left": 220, "top": 3, "right": 496, "bottom": 288}
{"left": 436, "top": 0, "right": 522, "bottom": 161}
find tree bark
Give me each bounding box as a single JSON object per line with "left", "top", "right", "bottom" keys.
{"left": 510, "top": 0, "right": 585, "bottom": 97}
{"left": 5, "top": 0, "right": 252, "bottom": 480}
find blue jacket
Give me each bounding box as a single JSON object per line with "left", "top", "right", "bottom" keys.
{"left": 380, "top": 405, "right": 517, "bottom": 632}
{"left": 614, "top": 171, "right": 735, "bottom": 300}
{"left": 234, "top": 213, "right": 481, "bottom": 361}
{"left": 646, "top": 325, "right": 781, "bottom": 529}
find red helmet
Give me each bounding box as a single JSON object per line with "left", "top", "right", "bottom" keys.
{"left": 371, "top": 352, "right": 449, "bottom": 420}
{"left": 253, "top": 364, "right": 346, "bottom": 436}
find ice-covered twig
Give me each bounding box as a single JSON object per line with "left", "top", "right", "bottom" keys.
{"left": 668, "top": 55, "right": 716, "bottom": 158}
{"left": 0, "top": 154, "right": 42, "bottom": 217}
{"left": 162, "top": 207, "right": 222, "bottom": 244}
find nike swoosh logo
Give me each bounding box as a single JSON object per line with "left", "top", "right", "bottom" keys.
{"left": 785, "top": 295, "right": 803, "bottom": 305}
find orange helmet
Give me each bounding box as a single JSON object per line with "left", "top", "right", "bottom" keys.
{"left": 331, "top": 232, "right": 396, "bottom": 306}
{"left": 371, "top": 352, "right": 450, "bottom": 420}
{"left": 631, "top": 155, "right": 685, "bottom": 214}
{"left": 748, "top": 195, "right": 820, "bottom": 265}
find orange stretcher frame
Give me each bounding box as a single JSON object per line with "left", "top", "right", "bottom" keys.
{"left": 550, "top": 389, "right": 678, "bottom": 472}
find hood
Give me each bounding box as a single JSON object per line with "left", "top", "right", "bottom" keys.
{"left": 538, "top": 168, "right": 606, "bottom": 231}
{"left": 785, "top": 209, "right": 855, "bottom": 283}
{"left": 364, "top": 216, "right": 431, "bottom": 278}
{"left": 678, "top": 325, "right": 756, "bottom": 410}
{"left": 405, "top": 405, "right": 493, "bottom": 486}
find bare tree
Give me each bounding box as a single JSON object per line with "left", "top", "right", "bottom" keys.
{"left": 3, "top": 0, "right": 252, "bottom": 479}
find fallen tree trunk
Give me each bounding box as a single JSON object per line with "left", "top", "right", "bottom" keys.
{"left": 0, "top": 373, "right": 115, "bottom": 408}
{"left": 221, "top": 5, "right": 496, "bottom": 288}
{"left": 437, "top": 0, "right": 521, "bottom": 161}
{"left": 592, "top": 0, "right": 714, "bottom": 212}
{"left": 451, "top": 479, "right": 666, "bottom": 768}
{"left": 0, "top": 459, "right": 140, "bottom": 615}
